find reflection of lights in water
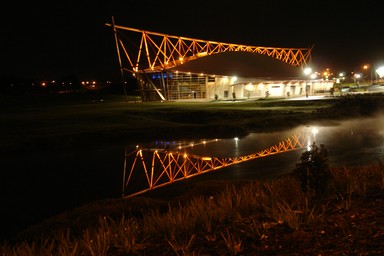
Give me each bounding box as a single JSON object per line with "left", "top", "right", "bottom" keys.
{"left": 307, "top": 141, "right": 311, "bottom": 151}
{"left": 234, "top": 137, "right": 239, "bottom": 148}
{"left": 306, "top": 126, "right": 319, "bottom": 150}
{"left": 312, "top": 127, "right": 318, "bottom": 141}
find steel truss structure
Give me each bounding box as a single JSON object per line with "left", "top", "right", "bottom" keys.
{"left": 122, "top": 131, "right": 308, "bottom": 198}
{"left": 106, "top": 19, "right": 312, "bottom": 74}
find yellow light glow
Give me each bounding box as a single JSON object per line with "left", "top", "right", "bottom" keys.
{"left": 245, "top": 83, "right": 254, "bottom": 90}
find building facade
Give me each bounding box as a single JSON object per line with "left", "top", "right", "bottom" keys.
{"left": 136, "top": 71, "right": 334, "bottom": 101}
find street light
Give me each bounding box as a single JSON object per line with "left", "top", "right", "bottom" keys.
{"left": 303, "top": 67, "right": 312, "bottom": 75}
{"left": 363, "top": 64, "right": 373, "bottom": 85}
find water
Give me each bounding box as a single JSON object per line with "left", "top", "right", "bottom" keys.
{"left": 1, "top": 115, "right": 384, "bottom": 241}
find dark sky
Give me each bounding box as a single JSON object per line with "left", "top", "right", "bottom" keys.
{"left": 2, "top": 0, "right": 383, "bottom": 81}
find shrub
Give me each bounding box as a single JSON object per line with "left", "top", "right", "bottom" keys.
{"left": 293, "top": 142, "right": 331, "bottom": 200}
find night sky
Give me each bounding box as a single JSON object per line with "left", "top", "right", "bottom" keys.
{"left": 2, "top": 0, "right": 383, "bottom": 82}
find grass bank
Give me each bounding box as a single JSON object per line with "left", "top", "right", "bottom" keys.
{"left": 2, "top": 162, "right": 384, "bottom": 255}
{"left": 2, "top": 92, "right": 383, "bottom": 155}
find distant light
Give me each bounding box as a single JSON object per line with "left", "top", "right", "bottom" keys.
{"left": 310, "top": 73, "right": 317, "bottom": 79}
{"left": 303, "top": 67, "right": 312, "bottom": 75}
{"left": 376, "top": 67, "right": 384, "bottom": 78}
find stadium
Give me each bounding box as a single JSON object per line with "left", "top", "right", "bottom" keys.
{"left": 106, "top": 19, "right": 333, "bottom": 102}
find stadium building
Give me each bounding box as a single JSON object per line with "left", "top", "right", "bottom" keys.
{"left": 106, "top": 20, "right": 333, "bottom": 102}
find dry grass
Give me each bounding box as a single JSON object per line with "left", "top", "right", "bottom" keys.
{"left": 2, "top": 163, "right": 384, "bottom": 255}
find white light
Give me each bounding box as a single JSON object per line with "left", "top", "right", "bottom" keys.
{"left": 376, "top": 67, "right": 384, "bottom": 78}
{"left": 304, "top": 67, "right": 312, "bottom": 75}
{"left": 312, "top": 127, "right": 318, "bottom": 142}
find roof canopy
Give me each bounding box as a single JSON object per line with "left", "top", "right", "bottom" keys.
{"left": 170, "top": 51, "right": 305, "bottom": 79}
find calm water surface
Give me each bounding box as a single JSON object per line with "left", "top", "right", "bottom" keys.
{"left": 2, "top": 115, "right": 384, "bottom": 241}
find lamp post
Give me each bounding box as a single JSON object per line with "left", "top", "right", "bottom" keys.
{"left": 363, "top": 64, "right": 373, "bottom": 85}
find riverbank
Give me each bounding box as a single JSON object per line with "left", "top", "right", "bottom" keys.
{"left": 1, "top": 92, "right": 384, "bottom": 249}
{"left": 2, "top": 92, "right": 383, "bottom": 156}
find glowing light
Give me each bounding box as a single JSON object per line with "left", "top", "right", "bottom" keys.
{"left": 312, "top": 127, "right": 318, "bottom": 136}
{"left": 376, "top": 67, "right": 384, "bottom": 78}
{"left": 245, "top": 83, "right": 254, "bottom": 90}
{"left": 312, "top": 127, "right": 318, "bottom": 142}
{"left": 303, "top": 67, "right": 312, "bottom": 75}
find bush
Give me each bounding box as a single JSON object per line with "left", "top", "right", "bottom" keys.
{"left": 293, "top": 142, "right": 331, "bottom": 200}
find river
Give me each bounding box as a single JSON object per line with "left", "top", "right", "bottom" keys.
{"left": 1, "top": 115, "right": 384, "bottom": 241}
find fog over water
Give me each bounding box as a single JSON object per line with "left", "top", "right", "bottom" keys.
{"left": 148, "top": 114, "right": 384, "bottom": 170}
{"left": 129, "top": 114, "right": 384, "bottom": 194}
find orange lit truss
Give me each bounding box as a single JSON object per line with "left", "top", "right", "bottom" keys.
{"left": 122, "top": 131, "right": 308, "bottom": 198}
{"left": 106, "top": 17, "right": 312, "bottom": 74}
